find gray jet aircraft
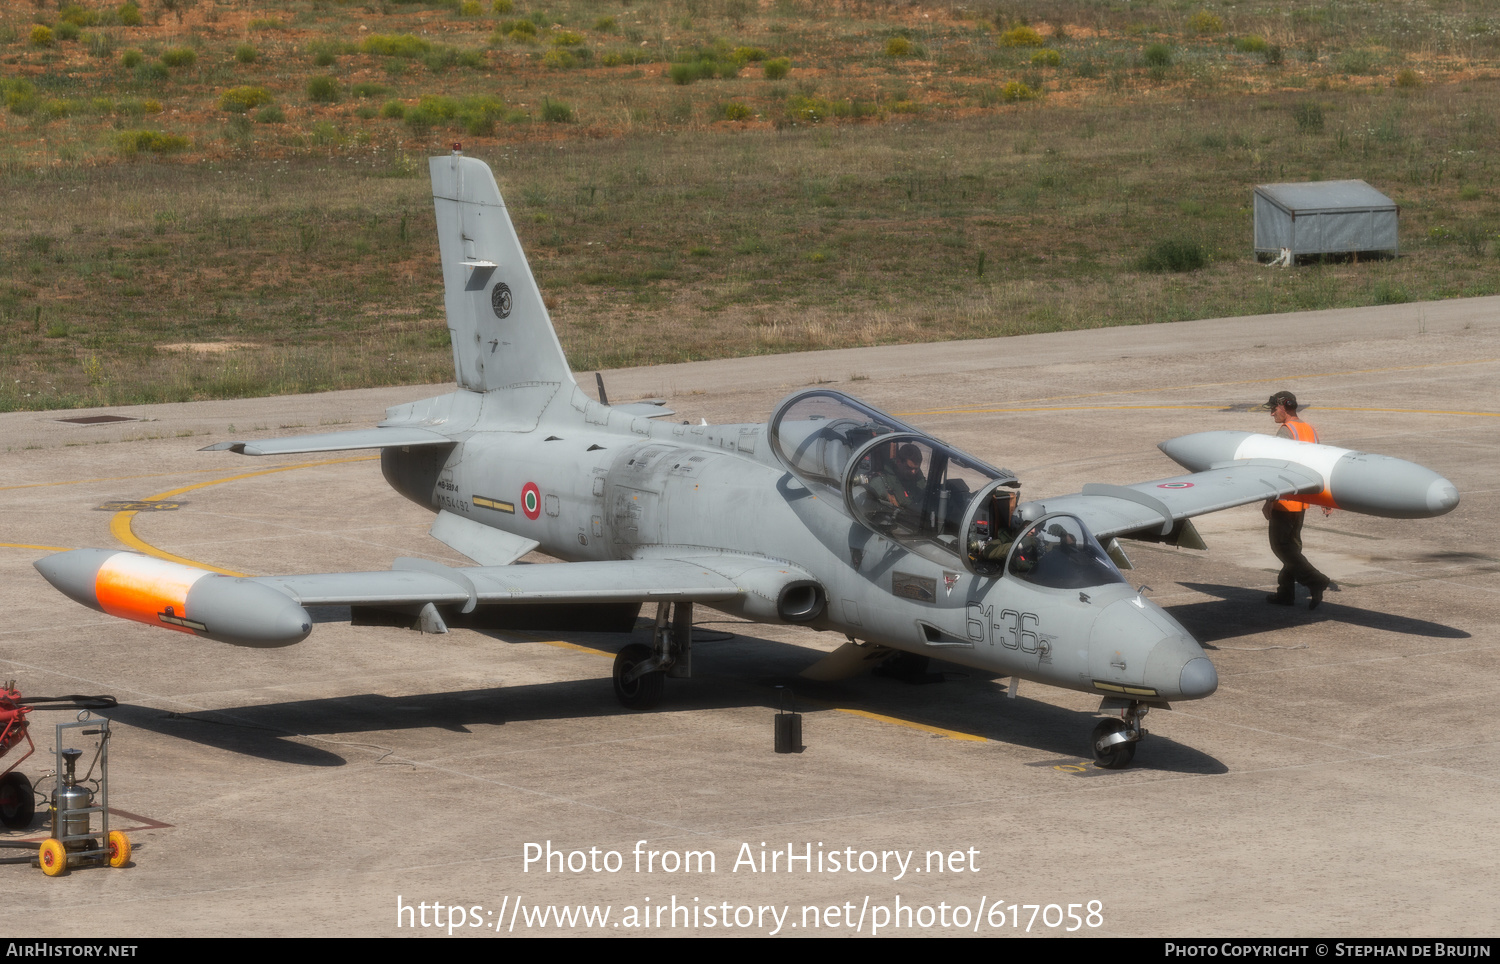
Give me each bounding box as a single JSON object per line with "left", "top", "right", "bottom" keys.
{"left": 36, "top": 151, "right": 1460, "bottom": 767}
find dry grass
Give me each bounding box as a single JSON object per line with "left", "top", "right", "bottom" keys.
{"left": 2, "top": 0, "right": 1499, "bottom": 409}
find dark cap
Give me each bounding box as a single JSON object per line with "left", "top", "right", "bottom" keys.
{"left": 1261, "top": 391, "right": 1299, "bottom": 412}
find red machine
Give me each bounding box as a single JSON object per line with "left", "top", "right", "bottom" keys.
{"left": 0, "top": 680, "right": 36, "bottom": 829}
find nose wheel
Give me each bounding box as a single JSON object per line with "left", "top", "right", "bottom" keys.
{"left": 1092, "top": 699, "right": 1149, "bottom": 769}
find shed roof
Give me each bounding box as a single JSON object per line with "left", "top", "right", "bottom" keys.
{"left": 1254, "top": 180, "right": 1396, "bottom": 214}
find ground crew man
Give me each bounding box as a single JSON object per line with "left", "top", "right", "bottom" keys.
{"left": 1261, "top": 390, "right": 1333, "bottom": 609}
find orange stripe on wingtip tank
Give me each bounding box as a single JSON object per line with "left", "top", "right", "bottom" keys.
{"left": 95, "top": 554, "right": 210, "bottom": 635}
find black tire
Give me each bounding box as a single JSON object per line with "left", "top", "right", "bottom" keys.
{"left": 1091, "top": 719, "right": 1136, "bottom": 769}
{"left": 0, "top": 771, "right": 35, "bottom": 829}
{"left": 613, "top": 643, "right": 664, "bottom": 710}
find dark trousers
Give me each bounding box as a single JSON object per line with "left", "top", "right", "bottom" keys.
{"left": 1268, "top": 507, "right": 1328, "bottom": 597}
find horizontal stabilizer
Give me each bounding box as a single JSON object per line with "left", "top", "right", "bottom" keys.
{"left": 611, "top": 400, "right": 676, "bottom": 419}
{"left": 201, "top": 427, "right": 453, "bottom": 456}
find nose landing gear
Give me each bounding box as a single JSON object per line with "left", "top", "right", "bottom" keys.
{"left": 1092, "top": 699, "right": 1151, "bottom": 769}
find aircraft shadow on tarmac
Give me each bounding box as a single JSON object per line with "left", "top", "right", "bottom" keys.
{"left": 1169, "top": 582, "right": 1470, "bottom": 646}
{"left": 106, "top": 622, "right": 1225, "bottom": 775}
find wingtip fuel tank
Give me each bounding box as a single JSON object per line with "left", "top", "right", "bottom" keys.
{"left": 1159, "top": 431, "right": 1459, "bottom": 519}
{"left": 35, "top": 549, "right": 312, "bottom": 648}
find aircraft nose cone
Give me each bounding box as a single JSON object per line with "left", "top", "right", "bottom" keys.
{"left": 1428, "top": 477, "right": 1460, "bottom": 516}
{"left": 1178, "top": 656, "right": 1218, "bottom": 699}
{"left": 1143, "top": 631, "right": 1218, "bottom": 701}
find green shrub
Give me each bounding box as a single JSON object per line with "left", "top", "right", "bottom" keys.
{"left": 1143, "top": 44, "right": 1173, "bottom": 67}
{"left": 219, "top": 86, "right": 273, "bottom": 112}
{"left": 380, "top": 100, "right": 406, "bottom": 119}
{"left": 1139, "top": 238, "right": 1206, "bottom": 272}
{"left": 135, "top": 61, "right": 169, "bottom": 83}
{"left": 595, "top": 16, "right": 618, "bottom": 33}
{"left": 235, "top": 44, "right": 258, "bottom": 63}
{"left": 121, "top": 49, "right": 142, "bottom": 68}
{"left": 422, "top": 46, "right": 485, "bottom": 71}
{"left": 1265, "top": 44, "right": 1284, "bottom": 66}
{"left": 255, "top": 104, "right": 284, "bottom": 123}
{"left": 361, "top": 34, "right": 432, "bottom": 57}
{"left": 459, "top": 0, "right": 481, "bottom": 14}
{"left": 1292, "top": 101, "right": 1324, "bottom": 133}
{"left": 118, "top": 3, "right": 142, "bottom": 27}
{"left": 731, "top": 46, "right": 765, "bottom": 64}
{"left": 306, "top": 75, "right": 341, "bottom": 103}
{"left": 1000, "top": 80, "right": 1039, "bottom": 102}
{"left": 1395, "top": 68, "right": 1421, "bottom": 88}
{"left": 885, "top": 36, "right": 912, "bottom": 57}
{"left": 1337, "top": 48, "right": 1376, "bottom": 74}
{"left": 116, "top": 129, "right": 190, "bottom": 154}
{"left": 719, "top": 100, "right": 752, "bottom": 120}
{"left": 1187, "top": 10, "right": 1223, "bottom": 35}
{"left": 57, "top": 22, "right": 81, "bottom": 42}
{"left": 1031, "top": 48, "right": 1061, "bottom": 67}
{"left": 1235, "top": 35, "right": 1268, "bottom": 53}
{"left": 161, "top": 47, "right": 197, "bottom": 67}
{"left": 541, "top": 98, "right": 573, "bottom": 122}
{"left": 1373, "top": 280, "right": 1409, "bottom": 304}
{"left": 551, "top": 30, "right": 584, "bottom": 46}
{"left": 543, "top": 48, "right": 577, "bottom": 69}
{"left": 763, "top": 57, "right": 790, "bottom": 79}
{"left": 998, "top": 25, "right": 1043, "bottom": 48}
{"left": 404, "top": 102, "right": 441, "bottom": 133}
{"left": 492, "top": 0, "right": 513, "bottom": 10}
{"left": 61, "top": 4, "right": 100, "bottom": 26}
{"left": 42, "top": 98, "right": 78, "bottom": 119}
{"left": 30, "top": 25, "right": 54, "bottom": 48}
{"left": 352, "top": 82, "right": 389, "bottom": 98}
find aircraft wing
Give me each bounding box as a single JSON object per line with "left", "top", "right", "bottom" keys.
{"left": 1023, "top": 460, "right": 1325, "bottom": 541}
{"left": 200, "top": 427, "right": 453, "bottom": 456}
{"left": 255, "top": 557, "right": 749, "bottom": 608}
{"left": 35, "top": 548, "right": 816, "bottom": 647}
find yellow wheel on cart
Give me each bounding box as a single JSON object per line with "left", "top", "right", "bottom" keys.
{"left": 107, "top": 830, "right": 131, "bottom": 868}
{"left": 38, "top": 838, "right": 67, "bottom": 877}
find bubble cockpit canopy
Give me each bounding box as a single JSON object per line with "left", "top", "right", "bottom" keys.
{"left": 768, "top": 390, "right": 1023, "bottom": 574}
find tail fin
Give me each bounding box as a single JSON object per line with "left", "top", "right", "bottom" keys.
{"left": 430, "top": 152, "right": 575, "bottom": 393}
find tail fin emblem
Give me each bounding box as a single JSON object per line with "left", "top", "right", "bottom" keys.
{"left": 491, "top": 283, "right": 512, "bottom": 319}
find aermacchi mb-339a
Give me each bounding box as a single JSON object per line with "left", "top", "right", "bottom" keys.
{"left": 36, "top": 151, "right": 1460, "bottom": 768}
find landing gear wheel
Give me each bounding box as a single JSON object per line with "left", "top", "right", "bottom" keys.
{"left": 0, "top": 771, "right": 34, "bottom": 829}
{"left": 107, "top": 830, "right": 132, "bottom": 868}
{"left": 613, "top": 643, "right": 664, "bottom": 710}
{"left": 1091, "top": 718, "right": 1136, "bottom": 769}
{"left": 38, "top": 838, "right": 67, "bottom": 877}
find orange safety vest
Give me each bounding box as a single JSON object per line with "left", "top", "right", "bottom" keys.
{"left": 1276, "top": 418, "right": 1320, "bottom": 511}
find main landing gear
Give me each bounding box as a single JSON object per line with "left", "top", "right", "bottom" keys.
{"left": 1092, "top": 699, "right": 1151, "bottom": 769}
{"left": 612, "top": 602, "right": 693, "bottom": 710}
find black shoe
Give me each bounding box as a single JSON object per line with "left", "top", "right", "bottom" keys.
{"left": 1309, "top": 582, "right": 1327, "bottom": 610}
{"left": 1266, "top": 593, "right": 1294, "bottom": 606}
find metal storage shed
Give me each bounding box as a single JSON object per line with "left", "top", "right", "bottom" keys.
{"left": 1253, "top": 180, "right": 1398, "bottom": 261}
